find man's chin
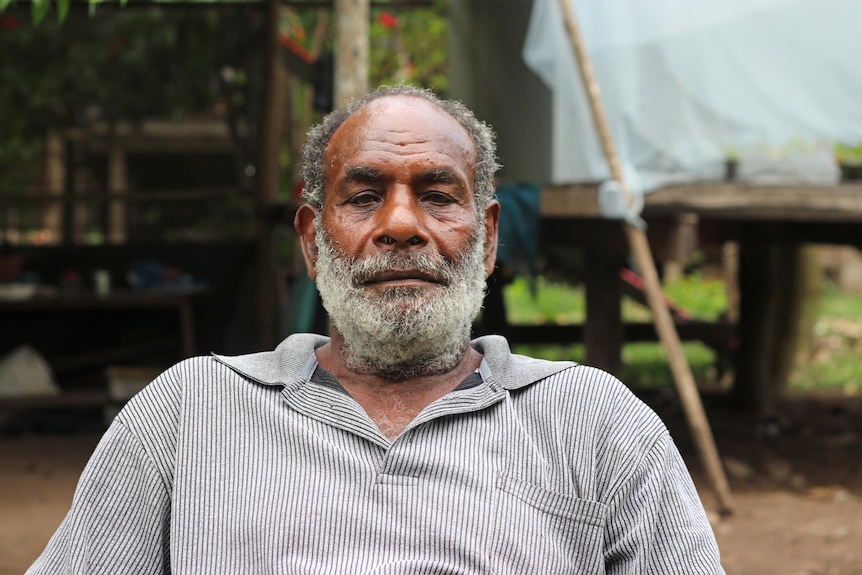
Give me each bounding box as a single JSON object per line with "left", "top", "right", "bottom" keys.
{"left": 340, "top": 337, "right": 469, "bottom": 381}
{"left": 362, "top": 283, "right": 442, "bottom": 300}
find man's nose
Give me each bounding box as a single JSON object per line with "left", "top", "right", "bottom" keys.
{"left": 374, "top": 188, "right": 428, "bottom": 248}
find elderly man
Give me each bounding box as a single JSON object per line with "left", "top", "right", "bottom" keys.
{"left": 29, "top": 85, "right": 723, "bottom": 574}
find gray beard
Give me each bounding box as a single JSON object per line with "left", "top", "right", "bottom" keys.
{"left": 313, "top": 222, "right": 488, "bottom": 380}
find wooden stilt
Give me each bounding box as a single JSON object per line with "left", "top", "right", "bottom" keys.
{"left": 584, "top": 221, "right": 626, "bottom": 377}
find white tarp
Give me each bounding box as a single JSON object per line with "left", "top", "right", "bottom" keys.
{"left": 523, "top": 0, "right": 862, "bottom": 192}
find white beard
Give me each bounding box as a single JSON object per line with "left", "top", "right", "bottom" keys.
{"left": 313, "top": 222, "right": 488, "bottom": 380}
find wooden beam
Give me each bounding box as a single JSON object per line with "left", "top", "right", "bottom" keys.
{"left": 334, "top": 0, "right": 369, "bottom": 106}
{"left": 543, "top": 182, "right": 862, "bottom": 223}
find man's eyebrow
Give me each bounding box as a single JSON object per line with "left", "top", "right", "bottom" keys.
{"left": 344, "top": 165, "right": 383, "bottom": 182}
{"left": 417, "top": 167, "right": 459, "bottom": 185}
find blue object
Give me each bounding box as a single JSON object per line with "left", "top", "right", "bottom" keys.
{"left": 494, "top": 182, "right": 541, "bottom": 293}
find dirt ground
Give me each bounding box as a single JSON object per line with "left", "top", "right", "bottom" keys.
{"left": 1, "top": 392, "right": 861, "bottom": 575}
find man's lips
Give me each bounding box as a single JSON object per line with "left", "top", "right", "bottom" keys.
{"left": 360, "top": 270, "right": 445, "bottom": 287}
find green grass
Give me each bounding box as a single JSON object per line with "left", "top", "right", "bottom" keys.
{"left": 788, "top": 281, "right": 862, "bottom": 394}
{"left": 504, "top": 275, "right": 720, "bottom": 390}
{"left": 512, "top": 340, "right": 717, "bottom": 390}
{"left": 790, "top": 347, "right": 862, "bottom": 394}
{"left": 503, "top": 277, "right": 586, "bottom": 325}
{"left": 504, "top": 274, "right": 862, "bottom": 393}
{"left": 818, "top": 281, "right": 862, "bottom": 316}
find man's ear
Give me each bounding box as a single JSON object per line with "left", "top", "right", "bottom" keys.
{"left": 294, "top": 203, "right": 320, "bottom": 280}
{"left": 482, "top": 200, "right": 501, "bottom": 277}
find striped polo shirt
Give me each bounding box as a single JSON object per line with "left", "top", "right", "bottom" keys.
{"left": 28, "top": 333, "right": 724, "bottom": 574}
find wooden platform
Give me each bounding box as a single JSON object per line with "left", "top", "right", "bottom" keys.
{"left": 532, "top": 181, "right": 862, "bottom": 410}
{"left": 542, "top": 182, "right": 862, "bottom": 222}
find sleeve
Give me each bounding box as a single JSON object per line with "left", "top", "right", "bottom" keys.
{"left": 603, "top": 434, "right": 725, "bottom": 575}
{"left": 25, "top": 421, "right": 171, "bottom": 575}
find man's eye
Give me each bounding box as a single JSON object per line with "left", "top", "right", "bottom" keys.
{"left": 423, "top": 192, "right": 455, "bottom": 205}
{"left": 348, "top": 192, "right": 380, "bottom": 206}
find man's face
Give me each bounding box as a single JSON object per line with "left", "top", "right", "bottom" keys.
{"left": 297, "top": 96, "right": 499, "bottom": 377}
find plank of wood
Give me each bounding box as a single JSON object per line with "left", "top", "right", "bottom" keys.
{"left": 646, "top": 183, "right": 862, "bottom": 221}
{"left": 542, "top": 182, "right": 862, "bottom": 222}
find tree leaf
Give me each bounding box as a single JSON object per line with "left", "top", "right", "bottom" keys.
{"left": 57, "top": 0, "right": 70, "bottom": 23}
{"left": 32, "top": 0, "right": 50, "bottom": 25}
{"left": 0, "top": 0, "right": 15, "bottom": 14}
{"left": 88, "top": 0, "right": 105, "bottom": 17}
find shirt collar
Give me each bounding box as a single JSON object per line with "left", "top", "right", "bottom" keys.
{"left": 211, "top": 333, "right": 575, "bottom": 392}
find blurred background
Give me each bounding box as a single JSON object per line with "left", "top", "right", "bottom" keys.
{"left": 1, "top": 1, "right": 861, "bottom": 573}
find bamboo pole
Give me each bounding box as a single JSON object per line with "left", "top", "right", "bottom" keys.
{"left": 557, "top": 0, "right": 734, "bottom": 515}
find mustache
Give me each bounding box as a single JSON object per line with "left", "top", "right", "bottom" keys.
{"left": 347, "top": 251, "right": 458, "bottom": 287}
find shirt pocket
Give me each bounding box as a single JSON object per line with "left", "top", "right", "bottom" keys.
{"left": 489, "top": 474, "right": 608, "bottom": 574}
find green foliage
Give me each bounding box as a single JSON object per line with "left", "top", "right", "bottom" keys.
{"left": 504, "top": 272, "right": 729, "bottom": 326}
{"left": 510, "top": 341, "right": 716, "bottom": 390}
{"left": 507, "top": 272, "right": 862, "bottom": 393}
{"left": 662, "top": 272, "right": 729, "bottom": 321}
{"left": 31, "top": 0, "right": 49, "bottom": 24}
{"left": 790, "top": 346, "right": 862, "bottom": 394}
{"left": 789, "top": 284, "right": 862, "bottom": 394}
{"left": 819, "top": 281, "right": 862, "bottom": 316}
{"left": 512, "top": 343, "right": 586, "bottom": 363}
{"left": 505, "top": 275, "right": 719, "bottom": 389}
{"left": 503, "top": 276, "right": 586, "bottom": 325}
{"left": 835, "top": 142, "right": 862, "bottom": 166}
{"left": 369, "top": 2, "right": 448, "bottom": 93}
{"left": 0, "top": 6, "right": 256, "bottom": 195}
{"left": 620, "top": 342, "right": 716, "bottom": 390}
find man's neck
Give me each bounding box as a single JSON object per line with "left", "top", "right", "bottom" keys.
{"left": 314, "top": 333, "right": 483, "bottom": 440}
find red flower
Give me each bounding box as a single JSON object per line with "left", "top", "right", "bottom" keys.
{"left": 0, "top": 15, "right": 19, "bottom": 30}
{"left": 378, "top": 11, "right": 398, "bottom": 30}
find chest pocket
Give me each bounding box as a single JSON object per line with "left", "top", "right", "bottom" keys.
{"left": 490, "top": 474, "right": 607, "bottom": 574}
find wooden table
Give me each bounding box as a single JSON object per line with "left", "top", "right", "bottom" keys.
{"left": 0, "top": 287, "right": 206, "bottom": 366}
{"left": 535, "top": 182, "right": 862, "bottom": 410}
{"left": 0, "top": 287, "right": 207, "bottom": 428}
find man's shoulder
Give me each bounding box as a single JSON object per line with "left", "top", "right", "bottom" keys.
{"left": 118, "top": 333, "right": 327, "bottom": 426}
{"left": 472, "top": 334, "right": 576, "bottom": 391}
{"left": 210, "top": 333, "right": 329, "bottom": 385}
{"left": 474, "top": 334, "right": 635, "bottom": 402}
{"left": 476, "top": 335, "right": 668, "bottom": 451}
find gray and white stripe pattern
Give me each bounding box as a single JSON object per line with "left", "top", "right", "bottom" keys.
{"left": 28, "top": 334, "right": 724, "bottom": 574}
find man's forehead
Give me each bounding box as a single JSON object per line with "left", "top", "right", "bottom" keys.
{"left": 327, "top": 95, "right": 476, "bottom": 157}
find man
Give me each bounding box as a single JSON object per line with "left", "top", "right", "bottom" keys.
{"left": 29, "top": 85, "right": 724, "bottom": 574}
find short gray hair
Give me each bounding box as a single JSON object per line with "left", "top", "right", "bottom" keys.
{"left": 301, "top": 84, "right": 500, "bottom": 209}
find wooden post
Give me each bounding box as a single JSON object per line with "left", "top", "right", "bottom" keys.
{"left": 71, "top": 142, "right": 88, "bottom": 244}
{"left": 557, "top": 0, "right": 734, "bottom": 514}
{"left": 334, "top": 0, "right": 369, "bottom": 106}
{"left": 722, "top": 241, "right": 740, "bottom": 323}
{"left": 735, "top": 236, "right": 775, "bottom": 410}
{"left": 62, "top": 139, "right": 75, "bottom": 244}
{"left": 107, "top": 145, "right": 128, "bottom": 244}
{"left": 583, "top": 220, "right": 626, "bottom": 377}
{"left": 255, "top": 0, "right": 285, "bottom": 350}
{"left": 44, "top": 131, "right": 65, "bottom": 244}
